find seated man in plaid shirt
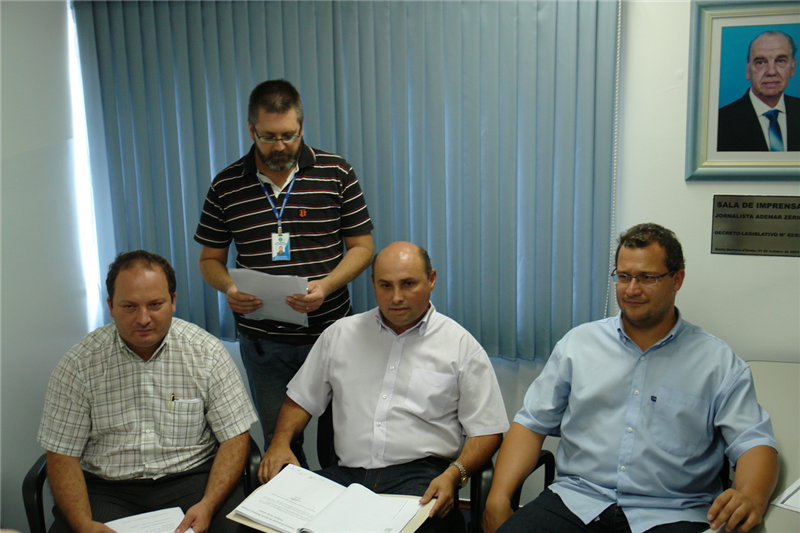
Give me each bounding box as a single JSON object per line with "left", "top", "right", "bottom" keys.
{"left": 38, "top": 251, "right": 258, "bottom": 533}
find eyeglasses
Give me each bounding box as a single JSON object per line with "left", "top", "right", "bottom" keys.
{"left": 252, "top": 126, "right": 301, "bottom": 145}
{"left": 611, "top": 270, "right": 676, "bottom": 287}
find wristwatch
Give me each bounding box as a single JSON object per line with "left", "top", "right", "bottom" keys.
{"left": 451, "top": 460, "right": 468, "bottom": 488}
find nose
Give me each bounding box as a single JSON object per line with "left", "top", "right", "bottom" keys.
{"left": 626, "top": 277, "right": 643, "bottom": 296}
{"left": 392, "top": 286, "right": 405, "bottom": 303}
{"left": 135, "top": 307, "right": 151, "bottom": 325}
{"left": 766, "top": 60, "right": 778, "bottom": 75}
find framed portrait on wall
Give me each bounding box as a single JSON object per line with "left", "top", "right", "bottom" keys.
{"left": 685, "top": 0, "right": 799, "bottom": 180}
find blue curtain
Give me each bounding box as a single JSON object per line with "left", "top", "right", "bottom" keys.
{"left": 73, "top": 0, "right": 618, "bottom": 361}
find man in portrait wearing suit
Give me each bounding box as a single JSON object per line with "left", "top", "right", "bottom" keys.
{"left": 717, "top": 30, "right": 799, "bottom": 151}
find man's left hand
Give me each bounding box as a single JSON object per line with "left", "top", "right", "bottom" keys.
{"left": 707, "top": 488, "right": 765, "bottom": 533}
{"left": 175, "top": 500, "right": 213, "bottom": 533}
{"left": 287, "top": 280, "right": 327, "bottom": 313}
{"left": 419, "top": 472, "right": 458, "bottom": 519}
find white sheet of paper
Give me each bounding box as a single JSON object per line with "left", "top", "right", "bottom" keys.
{"left": 229, "top": 269, "right": 308, "bottom": 326}
{"left": 105, "top": 507, "right": 192, "bottom": 533}
{"left": 773, "top": 476, "right": 800, "bottom": 513}
{"left": 233, "top": 464, "right": 345, "bottom": 533}
{"left": 300, "top": 483, "right": 421, "bottom": 533}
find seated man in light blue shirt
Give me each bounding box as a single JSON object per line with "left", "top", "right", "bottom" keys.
{"left": 483, "top": 223, "right": 779, "bottom": 533}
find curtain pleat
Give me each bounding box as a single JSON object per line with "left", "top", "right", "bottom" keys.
{"left": 73, "top": 0, "right": 618, "bottom": 360}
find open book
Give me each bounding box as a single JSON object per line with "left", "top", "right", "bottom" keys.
{"left": 227, "top": 464, "right": 434, "bottom": 533}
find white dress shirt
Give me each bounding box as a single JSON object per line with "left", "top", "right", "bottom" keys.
{"left": 288, "top": 305, "right": 509, "bottom": 469}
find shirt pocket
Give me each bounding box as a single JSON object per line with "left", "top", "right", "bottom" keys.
{"left": 404, "top": 369, "right": 456, "bottom": 419}
{"left": 162, "top": 398, "right": 205, "bottom": 448}
{"left": 651, "top": 386, "right": 712, "bottom": 457}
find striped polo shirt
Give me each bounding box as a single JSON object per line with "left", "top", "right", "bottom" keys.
{"left": 195, "top": 143, "right": 373, "bottom": 344}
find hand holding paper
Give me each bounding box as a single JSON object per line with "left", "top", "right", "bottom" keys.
{"left": 229, "top": 269, "right": 308, "bottom": 326}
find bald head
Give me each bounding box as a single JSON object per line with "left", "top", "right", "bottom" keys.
{"left": 372, "top": 241, "right": 432, "bottom": 276}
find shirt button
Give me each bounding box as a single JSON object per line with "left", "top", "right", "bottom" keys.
{"left": 376, "top": 422, "right": 381, "bottom": 427}
{"left": 640, "top": 356, "right": 645, "bottom": 361}
{"left": 389, "top": 366, "right": 395, "bottom": 371}
{"left": 627, "top": 427, "right": 633, "bottom": 433}
{"left": 620, "top": 466, "right": 626, "bottom": 472}
{"left": 382, "top": 395, "right": 387, "bottom": 399}
{"left": 634, "top": 390, "right": 640, "bottom": 396}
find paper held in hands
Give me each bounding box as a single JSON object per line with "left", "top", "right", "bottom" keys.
{"left": 229, "top": 269, "right": 308, "bottom": 326}
{"left": 105, "top": 507, "right": 193, "bottom": 533}
{"left": 227, "top": 464, "right": 433, "bottom": 533}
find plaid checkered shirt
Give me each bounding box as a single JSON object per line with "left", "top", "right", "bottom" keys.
{"left": 38, "top": 318, "right": 257, "bottom": 480}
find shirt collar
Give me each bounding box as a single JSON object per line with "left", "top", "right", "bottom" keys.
{"left": 245, "top": 141, "right": 315, "bottom": 178}
{"left": 372, "top": 303, "right": 436, "bottom": 337}
{"left": 114, "top": 324, "right": 170, "bottom": 363}
{"left": 748, "top": 88, "right": 786, "bottom": 115}
{"left": 614, "top": 308, "right": 684, "bottom": 351}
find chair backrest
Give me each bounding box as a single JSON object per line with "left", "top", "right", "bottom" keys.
{"left": 21, "top": 454, "right": 48, "bottom": 533}
{"left": 316, "top": 403, "right": 337, "bottom": 469}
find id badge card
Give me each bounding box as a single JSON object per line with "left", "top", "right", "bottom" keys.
{"left": 272, "top": 233, "right": 291, "bottom": 261}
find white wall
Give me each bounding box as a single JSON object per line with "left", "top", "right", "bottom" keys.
{"left": 1, "top": 1, "right": 86, "bottom": 529}
{"left": 617, "top": 0, "right": 800, "bottom": 363}
{"left": 1, "top": 0, "right": 798, "bottom": 530}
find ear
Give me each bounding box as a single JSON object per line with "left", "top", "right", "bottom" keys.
{"left": 429, "top": 268, "right": 437, "bottom": 290}
{"left": 672, "top": 269, "right": 685, "bottom": 292}
{"left": 247, "top": 122, "right": 256, "bottom": 142}
{"left": 171, "top": 293, "right": 177, "bottom": 313}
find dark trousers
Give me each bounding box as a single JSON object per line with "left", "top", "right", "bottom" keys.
{"left": 497, "top": 488, "right": 709, "bottom": 533}
{"left": 239, "top": 332, "right": 312, "bottom": 467}
{"left": 48, "top": 459, "right": 252, "bottom": 533}
{"left": 317, "top": 456, "right": 466, "bottom": 533}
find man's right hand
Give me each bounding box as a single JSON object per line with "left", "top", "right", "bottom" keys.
{"left": 226, "top": 285, "right": 262, "bottom": 315}
{"left": 481, "top": 496, "right": 514, "bottom": 533}
{"left": 258, "top": 445, "right": 300, "bottom": 485}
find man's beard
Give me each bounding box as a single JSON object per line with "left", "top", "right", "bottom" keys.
{"left": 258, "top": 145, "right": 299, "bottom": 171}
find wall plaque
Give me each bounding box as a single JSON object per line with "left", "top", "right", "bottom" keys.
{"left": 711, "top": 195, "right": 800, "bottom": 257}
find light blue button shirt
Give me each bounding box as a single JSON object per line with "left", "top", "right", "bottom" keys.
{"left": 514, "top": 312, "right": 776, "bottom": 533}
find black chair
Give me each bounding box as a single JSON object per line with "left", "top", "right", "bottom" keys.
{"left": 22, "top": 435, "right": 262, "bottom": 533}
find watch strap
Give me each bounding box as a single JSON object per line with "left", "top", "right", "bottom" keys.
{"left": 451, "top": 460, "right": 468, "bottom": 488}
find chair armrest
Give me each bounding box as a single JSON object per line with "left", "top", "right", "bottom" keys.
{"left": 243, "top": 436, "right": 262, "bottom": 495}
{"left": 22, "top": 453, "right": 48, "bottom": 533}
{"left": 510, "top": 449, "right": 555, "bottom": 511}
{"left": 469, "top": 459, "right": 494, "bottom": 533}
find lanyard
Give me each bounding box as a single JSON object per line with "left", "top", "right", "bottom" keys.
{"left": 258, "top": 174, "right": 297, "bottom": 235}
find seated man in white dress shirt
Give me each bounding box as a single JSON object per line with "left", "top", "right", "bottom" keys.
{"left": 259, "top": 241, "right": 510, "bottom": 533}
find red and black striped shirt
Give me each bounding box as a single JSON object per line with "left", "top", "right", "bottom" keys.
{"left": 195, "top": 143, "right": 373, "bottom": 344}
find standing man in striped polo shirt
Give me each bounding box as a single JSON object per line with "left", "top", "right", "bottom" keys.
{"left": 195, "top": 80, "right": 374, "bottom": 466}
